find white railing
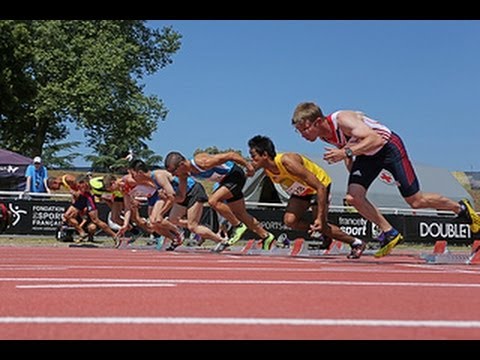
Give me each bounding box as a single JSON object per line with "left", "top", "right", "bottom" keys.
{"left": 0, "top": 191, "right": 71, "bottom": 199}
{"left": 245, "top": 201, "right": 461, "bottom": 217}
{"left": 0, "top": 190, "right": 149, "bottom": 202}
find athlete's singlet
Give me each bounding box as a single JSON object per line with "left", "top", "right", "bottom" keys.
{"left": 323, "top": 111, "right": 391, "bottom": 155}
{"left": 264, "top": 153, "right": 331, "bottom": 197}
{"left": 190, "top": 159, "right": 235, "bottom": 182}
{"left": 171, "top": 176, "right": 196, "bottom": 193}
{"left": 122, "top": 175, "right": 157, "bottom": 199}
{"left": 89, "top": 176, "right": 123, "bottom": 200}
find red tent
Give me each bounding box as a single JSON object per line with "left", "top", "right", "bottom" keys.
{"left": 0, "top": 149, "right": 32, "bottom": 191}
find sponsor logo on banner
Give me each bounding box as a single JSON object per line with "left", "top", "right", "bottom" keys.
{"left": 260, "top": 220, "right": 291, "bottom": 231}
{"left": 0, "top": 165, "right": 20, "bottom": 174}
{"left": 371, "top": 223, "right": 382, "bottom": 239}
{"left": 419, "top": 222, "right": 470, "bottom": 239}
{"left": 8, "top": 203, "right": 27, "bottom": 226}
{"left": 31, "top": 205, "right": 67, "bottom": 231}
{"left": 338, "top": 216, "right": 368, "bottom": 236}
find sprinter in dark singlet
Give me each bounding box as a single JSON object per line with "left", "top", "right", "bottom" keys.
{"left": 164, "top": 151, "right": 275, "bottom": 252}
{"left": 167, "top": 172, "right": 228, "bottom": 247}
{"left": 61, "top": 175, "right": 118, "bottom": 244}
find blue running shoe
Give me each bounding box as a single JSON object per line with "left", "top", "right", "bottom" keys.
{"left": 374, "top": 229, "right": 404, "bottom": 258}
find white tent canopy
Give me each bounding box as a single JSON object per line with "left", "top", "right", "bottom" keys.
{"left": 243, "top": 154, "right": 472, "bottom": 210}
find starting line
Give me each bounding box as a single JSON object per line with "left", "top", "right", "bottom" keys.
{"left": 117, "top": 237, "right": 377, "bottom": 260}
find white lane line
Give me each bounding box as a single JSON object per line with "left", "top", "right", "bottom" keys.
{"left": 17, "top": 283, "right": 176, "bottom": 289}
{"left": 0, "top": 316, "right": 479, "bottom": 328}
{"left": 2, "top": 264, "right": 477, "bottom": 275}
{"left": 4, "top": 277, "right": 480, "bottom": 289}
{"left": 403, "top": 264, "right": 480, "bottom": 274}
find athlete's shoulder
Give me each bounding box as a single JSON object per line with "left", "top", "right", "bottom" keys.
{"left": 279, "top": 152, "right": 304, "bottom": 169}
{"left": 279, "top": 152, "right": 300, "bottom": 162}
{"left": 193, "top": 152, "right": 210, "bottom": 162}
{"left": 154, "top": 169, "right": 171, "bottom": 178}
{"left": 334, "top": 110, "right": 357, "bottom": 118}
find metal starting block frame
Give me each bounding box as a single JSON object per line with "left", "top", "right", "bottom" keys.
{"left": 114, "top": 235, "right": 385, "bottom": 261}
{"left": 115, "top": 234, "right": 169, "bottom": 251}
{"left": 238, "top": 238, "right": 354, "bottom": 258}
{"left": 420, "top": 240, "right": 480, "bottom": 265}
{"left": 162, "top": 238, "right": 354, "bottom": 258}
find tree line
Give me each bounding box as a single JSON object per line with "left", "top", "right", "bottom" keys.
{"left": 0, "top": 20, "right": 181, "bottom": 170}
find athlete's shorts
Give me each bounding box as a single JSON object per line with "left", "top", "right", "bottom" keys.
{"left": 177, "top": 182, "right": 209, "bottom": 209}
{"left": 214, "top": 164, "right": 246, "bottom": 203}
{"left": 73, "top": 193, "right": 97, "bottom": 213}
{"left": 286, "top": 184, "right": 331, "bottom": 212}
{"left": 348, "top": 132, "right": 419, "bottom": 198}
{"left": 147, "top": 191, "right": 159, "bottom": 207}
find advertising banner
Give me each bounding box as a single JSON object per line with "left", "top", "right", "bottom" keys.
{"left": 0, "top": 199, "right": 478, "bottom": 244}
{"left": 245, "top": 209, "right": 478, "bottom": 244}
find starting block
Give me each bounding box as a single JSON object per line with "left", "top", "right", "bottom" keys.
{"left": 242, "top": 238, "right": 299, "bottom": 257}
{"left": 114, "top": 234, "right": 169, "bottom": 251}
{"left": 115, "top": 237, "right": 131, "bottom": 249}
{"left": 421, "top": 240, "right": 480, "bottom": 265}
{"left": 239, "top": 237, "right": 353, "bottom": 258}
{"left": 291, "top": 238, "right": 350, "bottom": 257}
{"left": 172, "top": 245, "right": 211, "bottom": 253}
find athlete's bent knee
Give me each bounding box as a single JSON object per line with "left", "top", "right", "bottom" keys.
{"left": 284, "top": 214, "right": 299, "bottom": 229}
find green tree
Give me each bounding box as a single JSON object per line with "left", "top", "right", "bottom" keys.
{"left": 194, "top": 146, "right": 244, "bottom": 157}
{"left": 42, "top": 141, "right": 82, "bottom": 169}
{"left": 0, "top": 20, "right": 181, "bottom": 167}
{"left": 85, "top": 142, "right": 162, "bottom": 172}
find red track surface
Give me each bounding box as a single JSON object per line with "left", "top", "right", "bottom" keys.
{"left": 1, "top": 246, "right": 479, "bottom": 339}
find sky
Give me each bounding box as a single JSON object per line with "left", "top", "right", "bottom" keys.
{"left": 73, "top": 20, "right": 480, "bottom": 171}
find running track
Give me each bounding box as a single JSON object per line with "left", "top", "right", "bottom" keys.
{"left": 1, "top": 246, "right": 479, "bottom": 339}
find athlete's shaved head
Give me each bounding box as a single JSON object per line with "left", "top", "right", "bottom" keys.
{"left": 165, "top": 151, "right": 186, "bottom": 173}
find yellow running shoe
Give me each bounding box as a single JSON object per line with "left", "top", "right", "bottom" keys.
{"left": 460, "top": 199, "right": 480, "bottom": 233}
{"left": 374, "top": 231, "right": 404, "bottom": 258}
{"left": 227, "top": 223, "right": 248, "bottom": 245}
{"left": 261, "top": 233, "right": 276, "bottom": 250}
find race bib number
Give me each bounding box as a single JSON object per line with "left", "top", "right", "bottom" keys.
{"left": 285, "top": 182, "right": 308, "bottom": 196}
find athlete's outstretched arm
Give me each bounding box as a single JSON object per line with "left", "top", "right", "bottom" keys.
{"left": 153, "top": 170, "right": 176, "bottom": 216}
{"left": 339, "top": 111, "right": 386, "bottom": 154}
{"left": 194, "top": 152, "right": 255, "bottom": 176}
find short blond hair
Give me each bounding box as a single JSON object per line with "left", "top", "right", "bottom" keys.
{"left": 291, "top": 102, "right": 324, "bottom": 125}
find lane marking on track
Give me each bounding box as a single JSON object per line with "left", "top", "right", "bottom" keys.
{"left": 0, "top": 266, "right": 70, "bottom": 271}
{"left": 16, "top": 283, "right": 176, "bottom": 289}
{"left": 2, "top": 264, "right": 477, "bottom": 275}
{"left": 0, "top": 316, "right": 480, "bottom": 328}
{"left": 4, "top": 277, "right": 480, "bottom": 289}
{"left": 402, "top": 264, "right": 480, "bottom": 274}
